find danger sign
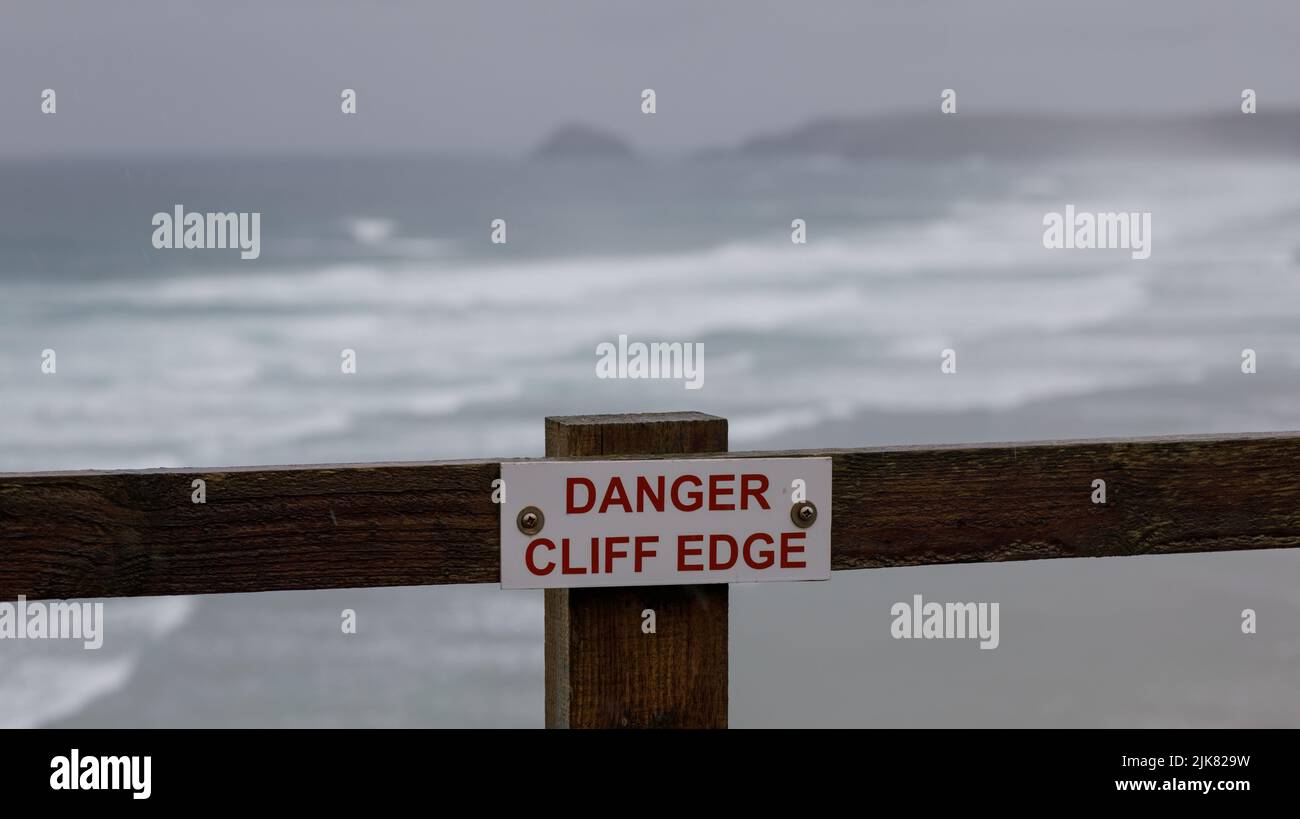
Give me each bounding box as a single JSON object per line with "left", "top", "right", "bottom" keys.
{"left": 499, "top": 457, "right": 831, "bottom": 589}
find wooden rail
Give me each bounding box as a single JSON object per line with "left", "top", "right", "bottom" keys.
{"left": 3, "top": 413, "right": 1299, "bottom": 727}
{"left": 4, "top": 424, "right": 1298, "bottom": 601}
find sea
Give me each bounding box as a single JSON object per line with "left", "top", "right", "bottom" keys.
{"left": 1, "top": 153, "right": 1298, "bottom": 727}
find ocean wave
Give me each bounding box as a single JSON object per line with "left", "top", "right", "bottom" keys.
{"left": 0, "top": 597, "right": 196, "bottom": 728}
{"left": 347, "top": 218, "right": 397, "bottom": 245}
{"left": 0, "top": 656, "right": 138, "bottom": 729}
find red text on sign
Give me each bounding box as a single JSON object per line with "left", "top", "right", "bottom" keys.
{"left": 566, "top": 473, "right": 770, "bottom": 514}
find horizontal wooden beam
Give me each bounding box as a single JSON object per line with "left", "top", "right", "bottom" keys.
{"left": 828, "top": 431, "right": 1300, "bottom": 569}
{"left": 3, "top": 431, "right": 1299, "bottom": 601}
{"left": 0, "top": 460, "right": 502, "bottom": 600}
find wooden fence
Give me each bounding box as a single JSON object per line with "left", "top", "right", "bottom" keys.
{"left": 3, "top": 411, "right": 1299, "bottom": 727}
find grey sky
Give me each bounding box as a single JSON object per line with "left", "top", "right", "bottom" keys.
{"left": 2, "top": 0, "right": 1298, "bottom": 157}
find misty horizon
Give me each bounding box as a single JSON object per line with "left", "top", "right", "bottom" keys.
{"left": 7, "top": 105, "right": 1300, "bottom": 161}
{"left": 4, "top": 0, "right": 1299, "bottom": 158}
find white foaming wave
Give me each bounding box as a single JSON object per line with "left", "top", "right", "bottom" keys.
{"left": 341, "top": 217, "right": 458, "bottom": 258}
{"left": 0, "top": 656, "right": 138, "bottom": 729}
{"left": 0, "top": 268, "right": 1156, "bottom": 466}
{"left": 103, "top": 597, "right": 197, "bottom": 639}
{"left": 346, "top": 217, "right": 396, "bottom": 245}
{"left": 0, "top": 597, "right": 196, "bottom": 728}
{"left": 58, "top": 267, "right": 1146, "bottom": 378}
{"left": 19, "top": 160, "right": 1300, "bottom": 463}
{"left": 75, "top": 208, "right": 1063, "bottom": 313}
{"left": 724, "top": 367, "right": 1174, "bottom": 447}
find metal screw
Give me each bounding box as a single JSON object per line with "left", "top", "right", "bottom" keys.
{"left": 791, "top": 501, "right": 817, "bottom": 528}
{"left": 517, "top": 506, "right": 544, "bottom": 535}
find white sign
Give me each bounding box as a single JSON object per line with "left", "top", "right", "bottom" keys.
{"left": 500, "top": 457, "right": 831, "bottom": 589}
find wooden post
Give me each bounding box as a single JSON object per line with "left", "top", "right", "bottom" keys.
{"left": 543, "top": 412, "right": 729, "bottom": 728}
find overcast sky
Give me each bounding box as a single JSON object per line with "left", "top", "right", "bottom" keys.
{"left": 3, "top": 0, "right": 1298, "bottom": 157}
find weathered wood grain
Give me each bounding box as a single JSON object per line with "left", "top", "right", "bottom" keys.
{"left": 2, "top": 429, "right": 1298, "bottom": 602}
{"left": 544, "top": 412, "right": 729, "bottom": 729}
{"left": 826, "top": 432, "right": 1300, "bottom": 569}
{"left": 0, "top": 460, "right": 501, "bottom": 600}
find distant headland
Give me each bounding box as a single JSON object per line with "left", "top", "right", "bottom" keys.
{"left": 726, "top": 110, "right": 1300, "bottom": 159}
{"left": 532, "top": 123, "right": 636, "bottom": 160}
{"left": 530, "top": 110, "right": 1300, "bottom": 161}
